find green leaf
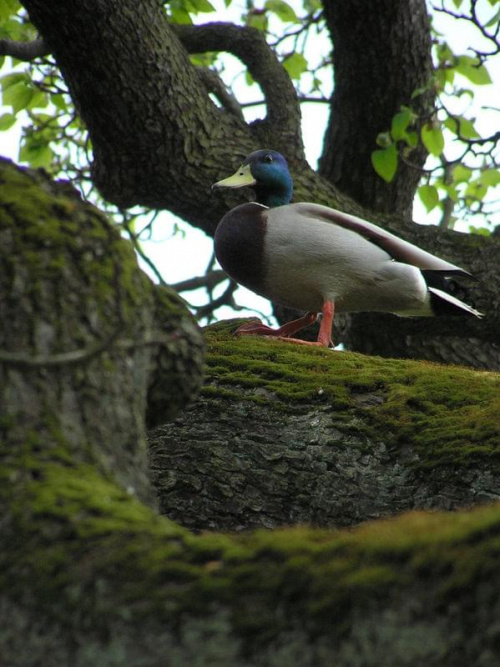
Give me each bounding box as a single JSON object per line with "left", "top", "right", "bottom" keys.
{"left": 455, "top": 56, "right": 492, "bottom": 85}
{"left": 452, "top": 0, "right": 463, "bottom": 6}
{"left": 480, "top": 169, "right": 500, "bottom": 187}
{"left": 465, "top": 180, "right": 488, "bottom": 201}
{"left": 485, "top": 7, "right": 500, "bottom": 27}
{"left": 457, "top": 116, "right": 480, "bottom": 139}
{"left": 418, "top": 184, "right": 439, "bottom": 212}
{"left": 265, "top": 0, "right": 298, "bottom": 22}
{"left": 246, "top": 11, "right": 268, "bottom": 30}
{"left": 0, "top": 0, "right": 20, "bottom": 23}
{"left": 169, "top": 4, "right": 192, "bottom": 24}
{"left": 282, "top": 52, "right": 308, "bottom": 80}
{"left": 311, "top": 76, "right": 321, "bottom": 92}
{"left": 404, "top": 130, "right": 418, "bottom": 149}
{"left": 19, "top": 139, "right": 54, "bottom": 169}
{"left": 434, "top": 68, "right": 454, "bottom": 91}
{"left": 0, "top": 111, "right": 15, "bottom": 131}
{"left": 376, "top": 131, "right": 392, "bottom": 148}
{"left": 1, "top": 71, "right": 28, "bottom": 90}
{"left": 436, "top": 42, "right": 454, "bottom": 64}
{"left": 27, "top": 89, "right": 48, "bottom": 110}
{"left": 303, "top": 0, "right": 321, "bottom": 10}
{"left": 189, "top": 52, "right": 217, "bottom": 67}
{"left": 52, "top": 93, "right": 68, "bottom": 111}
{"left": 444, "top": 116, "right": 458, "bottom": 134}
{"left": 411, "top": 85, "right": 429, "bottom": 99}
{"left": 443, "top": 183, "right": 459, "bottom": 202}
{"left": 421, "top": 122, "right": 444, "bottom": 156}
{"left": 453, "top": 164, "right": 472, "bottom": 183}
{"left": 390, "top": 108, "right": 412, "bottom": 141}
{"left": 371, "top": 144, "right": 398, "bottom": 183}
{"left": 2, "top": 79, "right": 33, "bottom": 113}
{"left": 245, "top": 70, "right": 256, "bottom": 87}
{"left": 186, "top": 0, "right": 215, "bottom": 13}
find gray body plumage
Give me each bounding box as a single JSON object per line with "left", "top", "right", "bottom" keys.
{"left": 214, "top": 201, "right": 481, "bottom": 319}
{"left": 264, "top": 204, "right": 430, "bottom": 315}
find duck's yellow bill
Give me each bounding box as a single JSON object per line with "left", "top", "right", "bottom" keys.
{"left": 212, "top": 163, "right": 256, "bottom": 189}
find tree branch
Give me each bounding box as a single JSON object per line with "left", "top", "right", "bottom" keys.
{"left": 172, "top": 269, "right": 227, "bottom": 293}
{"left": 195, "top": 66, "right": 244, "bottom": 121}
{"left": 174, "top": 22, "right": 303, "bottom": 153}
{"left": 0, "top": 37, "right": 49, "bottom": 60}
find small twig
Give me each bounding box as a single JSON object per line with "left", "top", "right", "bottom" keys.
{"left": 172, "top": 269, "right": 227, "bottom": 293}
{"left": 240, "top": 94, "right": 329, "bottom": 109}
{"left": 120, "top": 215, "right": 168, "bottom": 287}
{"left": 194, "top": 279, "right": 238, "bottom": 320}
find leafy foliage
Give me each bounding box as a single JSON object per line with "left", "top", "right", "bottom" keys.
{"left": 372, "top": 0, "right": 499, "bottom": 231}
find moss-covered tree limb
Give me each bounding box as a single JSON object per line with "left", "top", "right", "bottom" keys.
{"left": 149, "top": 320, "right": 500, "bottom": 531}
{"left": 0, "top": 158, "right": 204, "bottom": 505}
{"left": 4, "top": 404, "right": 500, "bottom": 665}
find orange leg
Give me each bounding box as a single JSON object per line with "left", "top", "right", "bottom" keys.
{"left": 235, "top": 302, "right": 335, "bottom": 348}
{"left": 316, "top": 300, "right": 335, "bottom": 347}
{"left": 236, "top": 312, "right": 318, "bottom": 339}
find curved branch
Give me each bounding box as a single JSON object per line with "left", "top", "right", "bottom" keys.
{"left": 195, "top": 66, "right": 244, "bottom": 121}
{"left": 0, "top": 37, "right": 49, "bottom": 60}
{"left": 174, "top": 22, "right": 303, "bottom": 154}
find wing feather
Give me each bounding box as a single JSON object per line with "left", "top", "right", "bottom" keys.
{"left": 293, "top": 203, "right": 472, "bottom": 277}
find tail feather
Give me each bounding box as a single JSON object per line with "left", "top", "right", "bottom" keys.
{"left": 428, "top": 286, "right": 483, "bottom": 318}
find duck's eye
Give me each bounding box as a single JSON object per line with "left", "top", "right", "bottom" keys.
{"left": 263, "top": 154, "right": 274, "bottom": 164}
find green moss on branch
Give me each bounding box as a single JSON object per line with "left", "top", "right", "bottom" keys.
{"left": 203, "top": 321, "right": 500, "bottom": 470}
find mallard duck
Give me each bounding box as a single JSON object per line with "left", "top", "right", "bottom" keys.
{"left": 212, "top": 149, "right": 482, "bottom": 347}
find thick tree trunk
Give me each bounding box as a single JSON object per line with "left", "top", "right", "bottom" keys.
{"left": 320, "top": 0, "right": 433, "bottom": 219}
{"left": 2, "top": 163, "right": 500, "bottom": 665}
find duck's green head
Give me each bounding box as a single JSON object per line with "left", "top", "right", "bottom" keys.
{"left": 212, "top": 149, "right": 293, "bottom": 208}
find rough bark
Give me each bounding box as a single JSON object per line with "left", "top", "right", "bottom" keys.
{"left": 320, "top": 0, "right": 434, "bottom": 219}
{"left": 19, "top": 0, "right": 304, "bottom": 227}
{"left": 2, "top": 164, "right": 500, "bottom": 665}
{"left": 15, "top": 0, "right": 500, "bottom": 369}
{"left": 0, "top": 158, "right": 205, "bottom": 506}
{"left": 149, "top": 320, "right": 500, "bottom": 531}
